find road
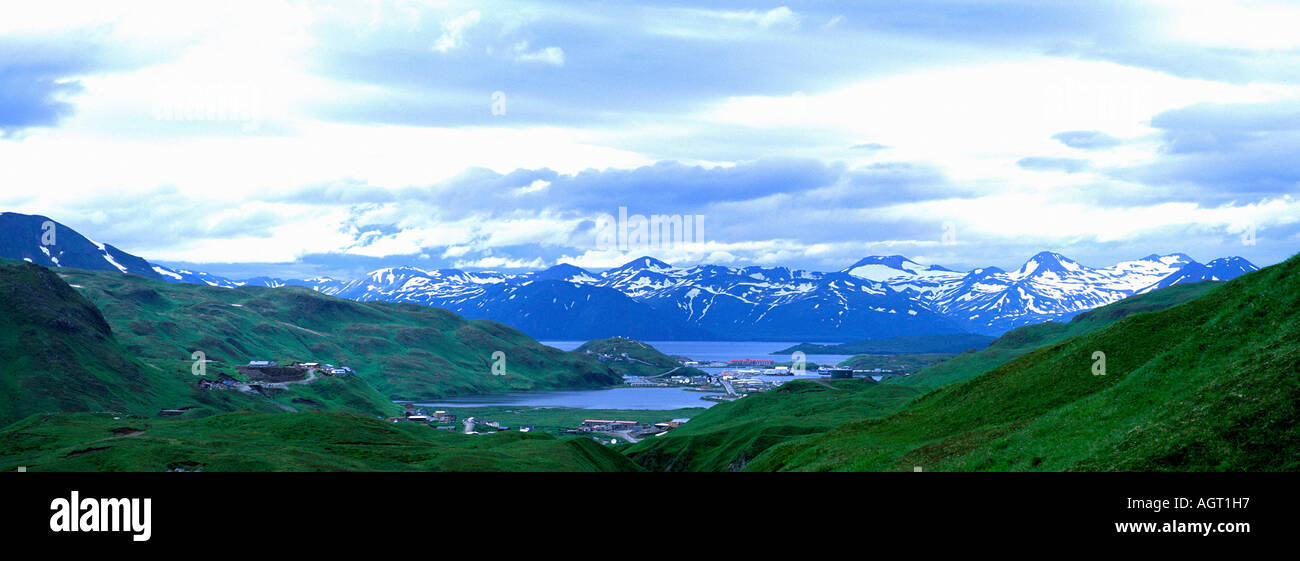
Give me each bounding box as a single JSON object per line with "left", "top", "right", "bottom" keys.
{"left": 719, "top": 379, "right": 737, "bottom": 396}
{"left": 606, "top": 430, "right": 641, "bottom": 444}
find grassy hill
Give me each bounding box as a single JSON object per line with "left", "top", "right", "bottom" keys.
{"left": 55, "top": 266, "right": 620, "bottom": 400}
{"left": 0, "top": 261, "right": 416, "bottom": 425}
{"left": 749, "top": 260, "right": 1299, "bottom": 471}
{"left": 0, "top": 411, "right": 640, "bottom": 472}
{"left": 623, "top": 379, "right": 925, "bottom": 471}
{"left": 0, "top": 261, "right": 644, "bottom": 472}
{"left": 0, "top": 262, "right": 185, "bottom": 425}
{"left": 839, "top": 353, "right": 954, "bottom": 374}
{"left": 887, "top": 282, "right": 1219, "bottom": 390}
{"left": 573, "top": 337, "right": 705, "bottom": 377}
{"left": 625, "top": 278, "right": 1243, "bottom": 472}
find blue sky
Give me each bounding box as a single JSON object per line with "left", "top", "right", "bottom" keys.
{"left": 1, "top": 1, "right": 1297, "bottom": 279}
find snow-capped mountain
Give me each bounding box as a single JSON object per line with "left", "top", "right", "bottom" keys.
{"left": 0, "top": 211, "right": 1261, "bottom": 341}
{"left": 0, "top": 213, "right": 162, "bottom": 279}
{"left": 852, "top": 251, "right": 1257, "bottom": 333}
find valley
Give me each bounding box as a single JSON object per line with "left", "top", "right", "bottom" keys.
{"left": 0, "top": 214, "right": 1294, "bottom": 473}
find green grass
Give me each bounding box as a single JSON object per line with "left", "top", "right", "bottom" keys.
{"left": 53, "top": 266, "right": 621, "bottom": 400}
{"left": 573, "top": 337, "right": 705, "bottom": 377}
{"left": 747, "top": 259, "right": 1299, "bottom": 472}
{"left": 623, "top": 378, "right": 925, "bottom": 471}
{"left": 624, "top": 278, "right": 1256, "bottom": 472}
{"left": 420, "top": 406, "right": 709, "bottom": 434}
{"left": 838, "top": 353, "right": 954, "bottom": 373}
{"left": 0, "top": 262, "right": 294, "bottom": 426}
{"left": 887, "top": 282, "right": 1219, "bottom": 390}
{"left": 0, "top": 410, "right": 641, "bottom": 472}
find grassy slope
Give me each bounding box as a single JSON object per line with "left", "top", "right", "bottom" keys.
{"left": 623, "top": 379, "right": 925, "bottom": 471}
{"left": 749, "top": 259, "right": 1299, "bottom": 472}
{"left": 0, "top": 263, "right": 642, "bottom": 472}
{"left": 839, "top": 353, "right": 954, "bottom": 373}
{"left": 58, "top": 267, "right": 620, "bottom": 400}
{"left": 0, "top": 411, "right": 640, "bottom": 472}
{"left": 425, "top": 406, "right": 709, "bottom": 433}
{"left": 624, "top": 280, "right": 1230, "bottom": 472}
{"left": 0, "top": 261, "right": 410, "bottom": 424}
{"left": 887, "top": 282, "right": 1218, "bottom": 390}
{"left": 573, "top": 337, "right": 705, "bottom": 377}
{"left": 0, "top": 262, "right": 294, "bottom": 425}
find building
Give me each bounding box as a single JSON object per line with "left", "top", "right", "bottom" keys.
{"left": 727, "top": 359, "right": 775, "bottom": 367}
{"left": 247, "top": 360, "right": 275, "bottom": 368}
{"left": 519, "top": 425, "right": 535, "bottom": 432}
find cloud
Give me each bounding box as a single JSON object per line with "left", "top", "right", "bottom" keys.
{"left": 1052, "top": 130, "right": 1122, "bottom": 150}
{"left": 722, "top": 7, "right": 801, "bottom": 30}
{"left": 850, "top": 142, "right": 889, "bottom": 151}
{"left": 433, "top": 10, "right": 482, "bottom": 53}
{"left": 0, "top": 65, "right": 83, "bottom": 136}
{"left": 1017, "top": 157, "right": 1092, "bottom": 173}
{"left": 512, "top": 42, "right": 565, "bottom": 66}
{"left": 1110, "top": 100, "right": 1300, "bottom": 203}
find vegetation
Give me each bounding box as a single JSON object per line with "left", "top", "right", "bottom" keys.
{"left": 627, "top": 276, "right": 1259, "bottom": 472}
{"left": 0, "top": 262, "right": 278, "bottom": 426}
{"left": 623, "top": 378, "right": 925, "bottom": 471}
{"left": 573, "top": 337, "right": 706, "bottom": 377}
{"left": 749, "top": 261, "right": 1298, "bottom": 471}
{"left": 888, "top": 282, "right": 1218, "bottom": 390}
{"left": 0, "top": 411, "right": 640, "bottom": 472}
{"left": 838, "top": 353, "right": 954, "bottom": 373}
{"left": 421, "top": 406, "right": 708, "bottom": 434}
{"left": 53, "top": 265, "right": 621, "bottom": 401}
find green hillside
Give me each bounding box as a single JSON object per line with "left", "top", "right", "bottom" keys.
{"left": 625, "top": 278, "right": 1238, "bottom": 472}
{"left": 623, "top": 379, "right": 925, "bottom": 471}
{"left": 573, "top": 337, "right": 705, "bottom": 377}
{"left": 0, "top": 261, "right": 409, "bottom": 425}
{"left": 839, "top": 353, "right": 954, "bottom": 374}
{"left": 888, "top": 282, "right": 1219, "bottom": 390}
{"left": 0, "top": 411, "right": 640, "bottom": 472}
{"left": 0, "top": 262, "right": 186, "bottom": 425}
{"left": 750, "top": 258, "right": 1299, "bottom": 471}
{"left": 56, "top": 266, "right": 620, "bottom": 400}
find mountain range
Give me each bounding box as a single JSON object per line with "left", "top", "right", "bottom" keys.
{"left": 0, "top": 212, "right": 1259, "bottom": 341}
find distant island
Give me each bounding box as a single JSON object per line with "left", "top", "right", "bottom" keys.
{"left": 774, "top": 333, "right": 996, "bottom": 356}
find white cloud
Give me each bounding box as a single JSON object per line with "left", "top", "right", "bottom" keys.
{"left": 512, "top": 41, "right": 565, "bottom": 66}
{"left": 722, "top": 6, "right": 801, "bottom": 30}
{"left": 433, "top": 9, "right": 482, "bottom": 52}
{"left": 1152, "top": 0, "right": 1300, "bottom": 50}
{"left": 453, "top": 255, "right": 546, "bottom": 269}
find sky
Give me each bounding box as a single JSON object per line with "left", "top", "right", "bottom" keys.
{"left": 2, "top": 0, "right": 1298, "bottom": 280}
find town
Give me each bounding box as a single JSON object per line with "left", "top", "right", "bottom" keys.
{"left": 384, "top": 406, "right": 692, "bottom": 445}
{"left": 185, "top": 353, "right": 909, "bottom": 443}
